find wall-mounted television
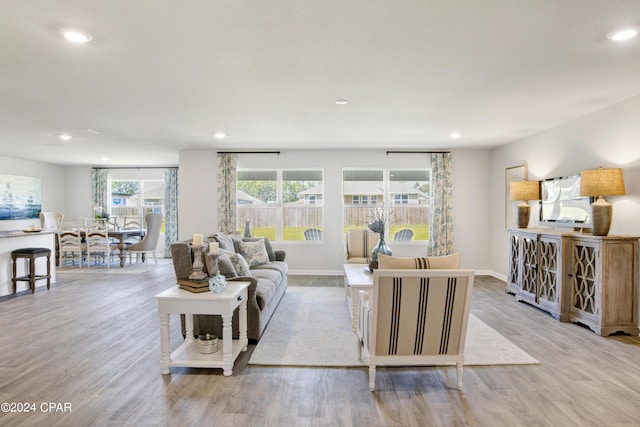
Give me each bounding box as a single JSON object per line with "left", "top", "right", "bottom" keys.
{"left": 539, "top": 174, "right": 592, "bottom": 226}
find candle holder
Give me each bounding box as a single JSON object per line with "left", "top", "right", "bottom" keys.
{"left": 189, "top": 245, "right": 208, "bottom": 281}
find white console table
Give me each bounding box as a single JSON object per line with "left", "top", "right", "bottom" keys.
{"left": 155, "top": 282, "right": 249, "bottom": 376}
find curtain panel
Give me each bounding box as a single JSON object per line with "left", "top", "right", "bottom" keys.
{"left": 430, "top": 152, "right": 454, "bottom": 256}
{"left": 217, "top": 153, "right": 237, "bottom": 232}
{"left": 91, "top": 168, "right": 108, "bottom": 215}
{"left": 164, "top": 167, "right": 179, "bottom": 257}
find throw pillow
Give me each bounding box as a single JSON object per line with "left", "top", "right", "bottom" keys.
{"left": 225, "top": 250, "right": 252, "bottom": 277}
{"left": 243, "top": 237, "right": 276, "bottom": 262}
{"left": 213, "top": 233, "right": 236, "bottom": 252}
{"left": 378, "top": 252, "right": 460, "bottom": 269}
{"left": 217, "top": 250, "right": 238, "bottom": 278}
{"left": 239, "top": 239, "right": 270, "bottom": 267}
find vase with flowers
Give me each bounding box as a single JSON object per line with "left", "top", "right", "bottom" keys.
{"left": 368, "top": 204, "right": 392, "bottom": 270}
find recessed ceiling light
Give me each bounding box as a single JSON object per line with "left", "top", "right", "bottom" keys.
{"left": 61, "top": 28, "right": 92, "bottom": 44}
{"left": 335, "top": 99, "right": 349, "bottom": 105}
{"left": 607, "top": 28, "right": 638, "bottom": 41}
{"left": 214, "top": 132, "right": 227, "bottom": 139}
{"left": 59, "top": 133, "right": 73, "bottom": 141}
{"left": 449, "top": 132, "right": 461, "bottom": 139}
{"left": 100, "top": 156, "right": 109, "bottom": 161}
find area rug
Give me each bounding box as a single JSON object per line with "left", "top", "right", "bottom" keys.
{"left": 248, "top": 286, "right": 540, "bottom": 367}
{"left": 56, "top": 258, "right": 172, "bottom": 275}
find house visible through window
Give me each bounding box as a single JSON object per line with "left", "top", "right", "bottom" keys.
{"left": 343, "top": 169, "right": 430, "bottom": 241}
{"left": 237, "top": 169, "right": 323, "bottom": 241}
{"left": 108, "top": 179, "right": 164, "bottom": 220}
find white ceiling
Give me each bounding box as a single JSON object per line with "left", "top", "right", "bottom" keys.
{"left": 1, "top": 1, "right": 640, "bottom": 167}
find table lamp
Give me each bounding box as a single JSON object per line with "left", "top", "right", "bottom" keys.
{"left": 509, "top": 180, "right": 540, "bottom": 228}
{"left": 579, "top": 167, "right": 625, "bottom": 236}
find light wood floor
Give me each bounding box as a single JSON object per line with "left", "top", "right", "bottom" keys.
{"left": 1, "top": 261, "right": 640, "bottom": 427}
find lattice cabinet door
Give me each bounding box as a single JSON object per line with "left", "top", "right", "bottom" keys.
{"left": 569, "top": 236, "right": 639, "bottom": 336}
{"left": 506, "top": 231, "right": 520, "bottom": 295}
{"left": 515, "top": 231, "right": 539, "bottom": 306}
{"left": 536, "top": 234, "right": 567, "bottom": 320}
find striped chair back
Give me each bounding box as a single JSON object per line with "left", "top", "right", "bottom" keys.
{"left": 370, "top": 269, "right": 474, "bottom": 357}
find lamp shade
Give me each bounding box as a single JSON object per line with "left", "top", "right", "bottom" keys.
{"left": 580, "top": 167, "right": 626, "bottom": 197}
{"left": 509, "top": 180, "right": 540, "bottom": 201}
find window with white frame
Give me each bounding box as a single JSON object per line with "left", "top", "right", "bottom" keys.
{"left": 342, "top": 169, "right": 430, "bottom": 241}
{"left": 108, "top": 179, "right": 164, "bottom": 221}
{"left": 236, "top": 169, "right": 323, "bottom": 241}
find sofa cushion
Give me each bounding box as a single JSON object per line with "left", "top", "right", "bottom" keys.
{"left": 378, "top": 252, "right": 460, "bottom": 269}
{"left": 255, "top": 278, "right": 278, "bottom": 311}
{"left": 239, "top": 238, "right": 270, "bottom": 267}
{"left": 251, "top": 267, "right": 283, "bottom": 284}
{"left": 224, "top": 250, "right": 252, "bottom": 276}
{"left": 251, "top": 260, "right": 288, "bottom": 279}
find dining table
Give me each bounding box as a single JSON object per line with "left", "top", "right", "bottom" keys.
{"left": 108, "top": 228, "right": 146, "bottom": 267}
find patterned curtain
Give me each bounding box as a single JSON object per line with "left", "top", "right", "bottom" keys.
{"left": 430, "top": 152, "right": 454, "bottom": 256}
{"left": 164, "top": 168, "right": 179, "bottom": 257}
{"left": 217, "top": 153, "right": 237, "bottom": 232}
{"left": 91, "top": 168, "right": 108, "bottom": 215}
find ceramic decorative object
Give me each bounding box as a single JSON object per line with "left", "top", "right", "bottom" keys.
{"left": 209, "top": 274, "right": 227, "bottom": 293}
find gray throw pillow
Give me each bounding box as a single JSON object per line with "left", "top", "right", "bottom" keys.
{"left": 217, "top": 250, "right": 238, "bottom": 278}
{"left": 243, "top": 237, "right": 276, "bottom": 262}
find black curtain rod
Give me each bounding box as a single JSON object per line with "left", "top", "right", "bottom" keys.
{"left": 217, "top": 151, "right": 281, "bottom": 155}
{"left": 386, "top": 150, "right": 451, "bottom": 155}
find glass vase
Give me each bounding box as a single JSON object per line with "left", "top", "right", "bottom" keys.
{"left": 371, "top": 232, "right": 392, "bottom": 270}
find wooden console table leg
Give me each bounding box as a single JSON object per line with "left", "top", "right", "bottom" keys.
{"left": 159, "top": 311, "right": 171, "bottom": 375}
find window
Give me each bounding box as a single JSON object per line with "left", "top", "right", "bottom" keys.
{"left": 343, "top": 169, "right": 430, "bottom": 241}
{"left": 108, "top": 179, "right": 165, "bottom": 219}
{"left": 237, "top": 170, "right": 323, "bottom": 241}
{"left": 342, "top": 169, "right": 384, "bottom": 234}
{"left": 389, "top": 169, "right": 430, "bottom": 241}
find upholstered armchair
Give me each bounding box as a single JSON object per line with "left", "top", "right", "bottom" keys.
{"left": 357, "top": 268, "right": 475, "bottom": 391}
{"left": 345, "top": 228, "right": 379, "bottom": 264}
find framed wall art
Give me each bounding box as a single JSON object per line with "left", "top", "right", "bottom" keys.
{"left": 0, "top": 174, "right": 42, "bottom": 220}
{"left": 505, "top": 164, "right": 527, "bottom": 228}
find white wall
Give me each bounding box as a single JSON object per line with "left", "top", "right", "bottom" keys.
{"left": 64, "top": 166, "right": 92, "bottom": 218}
{"left": 490, "top": 94, "right": 640, "bottom": 278}
{"left": 0, "top": 156, "right": 66, "bottom": 231}
{"left": 177, "top": 148, "right": 492, "bottom": 273}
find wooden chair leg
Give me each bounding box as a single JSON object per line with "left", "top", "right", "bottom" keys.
{"left": 29, "top": 256, "right": 36, "bottom": 294}
{"left": 11, "top": 256, "right": 17, "bottom": 294}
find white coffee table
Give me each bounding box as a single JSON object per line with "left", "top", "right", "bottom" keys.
{"left": 343, "top": 264, "right": 373, "bottom": 331}
{"left": 155, "top": 282, "right": 249, "bottom": 376}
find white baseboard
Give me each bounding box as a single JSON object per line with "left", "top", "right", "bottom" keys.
{"left": 288, "top": 270, "right": 344, "bottom": 276}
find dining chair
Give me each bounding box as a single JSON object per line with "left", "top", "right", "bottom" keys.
{"left": 127, "top": 213, "right": 163, "bottom": 265}
{"left": 39, "top": 211, "right": 64, "bottom": 231}
{"left": 84, "top": 221, "right": 117, "bottom": 269}
{"left": 122, "top": 216, "right": 144, "bottom": 246}
{"left": 57, "top": 218, "right": 83, "bottom": 268}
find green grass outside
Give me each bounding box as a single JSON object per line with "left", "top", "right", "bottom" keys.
{"left": 250, "top": 224, "right": 429, "bottom": 241}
